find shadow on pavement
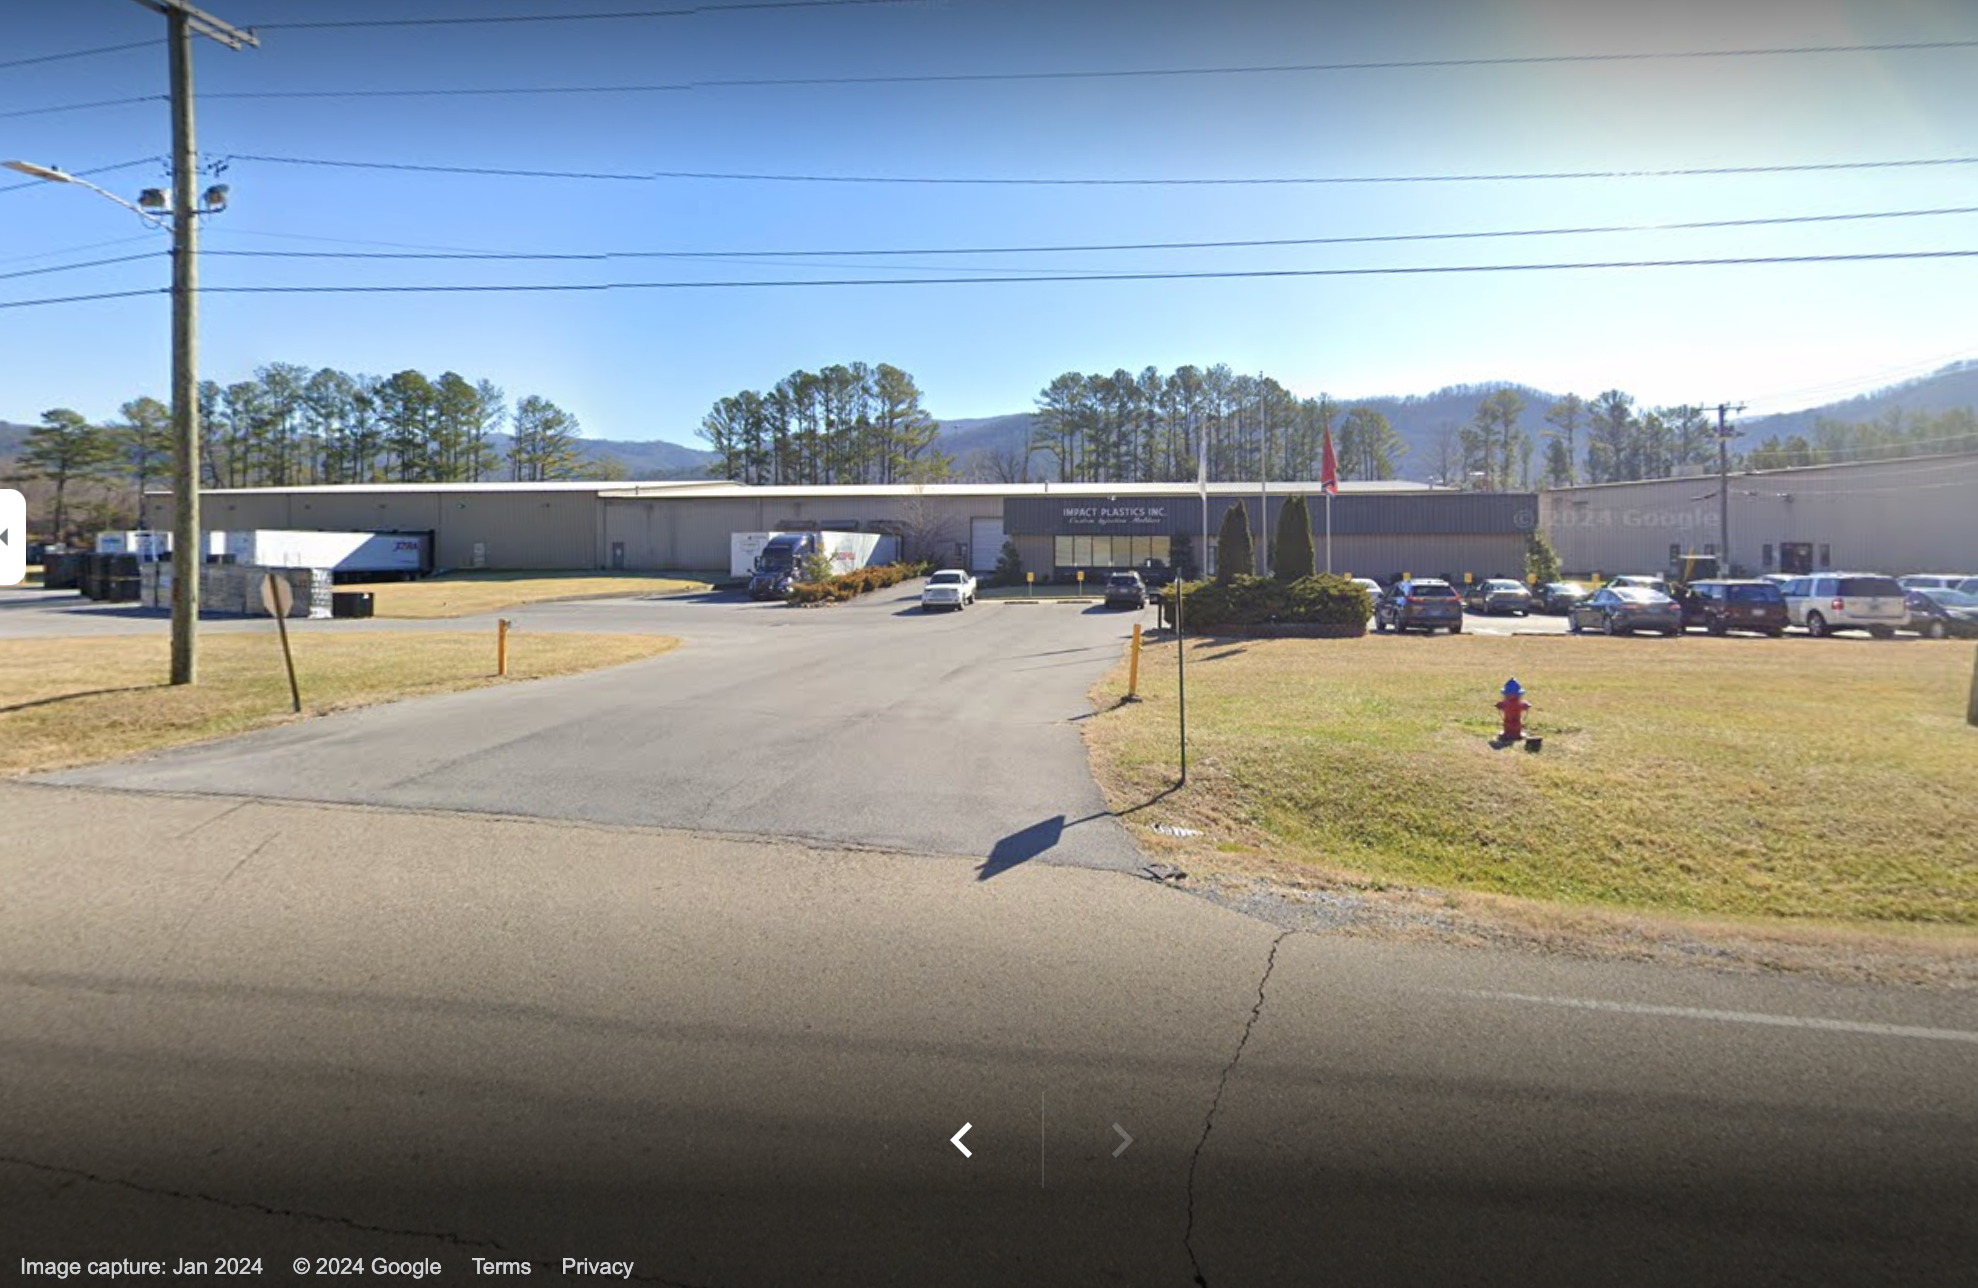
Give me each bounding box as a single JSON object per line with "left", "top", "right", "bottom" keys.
{"left": 978, "top": 815, "right": 1065, "bottom": 880}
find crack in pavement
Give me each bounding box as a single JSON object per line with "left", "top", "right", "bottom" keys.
{"left": 0, "top": 1155, "right": 712, "bottom": 1287}
{"left": 1183, "top": 929, "right": 1291, "bottom": 1288}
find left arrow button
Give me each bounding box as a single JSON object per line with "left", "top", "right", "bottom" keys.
{"left": 950, "top": 1123, "right": 973, "bottom": 1158}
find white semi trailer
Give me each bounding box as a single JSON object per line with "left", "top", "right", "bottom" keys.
{"left": 738, "top": 530, "right": 895, "bottom": 598}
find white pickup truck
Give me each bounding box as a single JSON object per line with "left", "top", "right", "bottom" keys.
{"left": 921, "top": 569, "right": 978, "bottom": 612}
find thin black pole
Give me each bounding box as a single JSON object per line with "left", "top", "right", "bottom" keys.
{"left": 1177, "top": 574, "right": 1187, "bottom": 786}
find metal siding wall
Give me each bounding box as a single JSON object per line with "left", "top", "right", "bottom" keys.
{"left": 1541, "top": 456, "right": 1978, "bottom": 576}
{"left": 635, "top": 495, "right": 1000, "bottom": 568}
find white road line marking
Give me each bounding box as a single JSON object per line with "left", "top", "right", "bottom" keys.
{"left": 1455, "top": 990, "right": 1978, "bottom": 1045}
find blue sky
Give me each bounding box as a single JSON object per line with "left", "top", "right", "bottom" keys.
{"left": 4, "top": 0, "right": 1976, "bottom": 446}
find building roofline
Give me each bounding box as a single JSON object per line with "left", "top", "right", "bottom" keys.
{"left": 1537, "top": 448, "right": 1978, "bottom": 495}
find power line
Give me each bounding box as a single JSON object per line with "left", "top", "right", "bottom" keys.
{"left": 0, "top": 96, "right": 164, "bottom": 121}
{"left": 0, "top": 157, "right": 162, "bottom": 196}
{"left": 228, "top": 151, "right": 1978, "bottom": 187}
{"left": 197, "top": 204, "right": 1978, "bottom": 262}
{"left": 0, "top": 288, "right": 163, "bottom": 310}
{"left": 0, "top": 39, "right": 163, "bottom": 72}
{"left": 255, "top": 0, "right": 924, "bottom": 29}
{"left": 0, "top": 234, "right": 162, "bottom": 267}
{"left": 684, "top": 38, "right": 1978, "bottom": 87}
{"left": 8, "top": 247, "right": 1971, "bottom": 309}
{"left": 0, "top": 252, "right": 165, "bottom": 282}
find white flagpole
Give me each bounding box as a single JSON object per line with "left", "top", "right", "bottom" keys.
{"left": 1325, "top": 490, "right": 1333, "bottom": 574}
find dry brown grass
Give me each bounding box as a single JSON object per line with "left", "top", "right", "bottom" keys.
{"left": 366, "top": 570, "right": 715, "bottom": 618}
{"left": 1088, "top": 633, "right": 1978, "bottom": 933}
{"left": 0, "top": 631, "right": 678, "bottom": 776}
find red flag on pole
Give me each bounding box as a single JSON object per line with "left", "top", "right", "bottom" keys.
{"left": 1321, "top": 424, "right": 1339, "bottom": 496}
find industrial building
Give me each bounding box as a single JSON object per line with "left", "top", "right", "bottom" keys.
{"left": 1540, "top": 451, "right": 1978, "bottom": 578}
{"left": 158, "top": 479, "right": 1538, "bottom": 584}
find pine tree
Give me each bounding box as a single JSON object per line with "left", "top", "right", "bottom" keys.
{"left": 992, "top": 538, "right": 1023, "bottom": 587}
{"left": 1273, "top": 495, "right": 1314, "bottom": 582}
{"left": 1215, "top": 502, "right": 1254, "bottom": 582}
{"left": 19, "top": 408, "right": 118, "bottom": 544}
{"left": 1170, "top": 531, "right": 1198, "bottom": 581}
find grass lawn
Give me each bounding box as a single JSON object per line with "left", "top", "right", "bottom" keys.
{"left": 1087, "top": 633, "right": 1978, "bottom": 929}
{"left": 364, "top": 570, "right": 716, "bottom": 618}
{"left": 0, "top": 631, "right": 679, "bottom": 776}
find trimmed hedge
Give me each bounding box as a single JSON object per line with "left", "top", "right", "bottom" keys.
{"left": 787, "top": 561, "right": 934, "bottom": 605}
{"left": 1160, "top": 573, "right": 1372, "bottom": 630}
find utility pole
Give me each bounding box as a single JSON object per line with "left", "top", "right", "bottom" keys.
{"left": 1714, "top": 401, "right": 1745, "bottom": 573}
{"left": 133, "top": 0, "right": 257, "bottom": 685}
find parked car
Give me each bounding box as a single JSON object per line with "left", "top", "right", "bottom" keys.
{"left": 920, "top": 568, "right": 977, "bottom": 612}
{"left": 1534, "top": 581, "right": 1590, "bottom": 614}
{"left": 1903, "top": 587, "right": 1978, "bottom": 639}
{"left": 1103, "top": 570, "right": 1148, "bottom": 609}
{"left": 1781, "top": 573, "right": 1906, "bottom": 638}
{"left": 1607, "top": 574, "right": 1671, "bottom": 595}
{"left": 1759, "top": 574, "right": 1796, "bottom": 589}
{"left": 1464, "top": 578, "right": 1533, "bottom": 615}
{"left": 1349, "top": 577, "right": 1384, "bottom": 610}
{"left": 1567, "top": 585, "right": 1683, "bottom": 636}
{"left": 1955, "top": 577, "right": 1978, "bottom": 598}
{"left": 1375, "top": 578, "right": 1464, "bottom": 634}
{"left": 1898, "top": 574, "right": 1973, "bottom": 592}
{"left": 1679, "top": 579, "right": 1788, "bottom": 636}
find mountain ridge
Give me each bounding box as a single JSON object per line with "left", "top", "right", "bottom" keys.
{"left": 8, "top": 361, "right": 1975, "bottom": 482}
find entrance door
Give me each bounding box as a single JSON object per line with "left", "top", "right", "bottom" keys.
{"left": 969, "top": 517, "right": 1004, "bottom": 573}
{"left": 1779, "top": 542, "right": 1812, "bottom": 576}
{"left": 610, "top": 541, "right": 626, "bottom": 571}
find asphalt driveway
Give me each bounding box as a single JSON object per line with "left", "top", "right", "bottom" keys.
{"left": 38, "top": 587, "right": 1157, "bottom": 874}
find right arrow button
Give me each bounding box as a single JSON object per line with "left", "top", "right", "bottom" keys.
{"left": 1112, "top": 1123, "right": 1133, "bottom": 1158}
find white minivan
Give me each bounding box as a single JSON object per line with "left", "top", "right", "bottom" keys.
{"left": 1782, "top": 573, "right": 1907, "bottom": 638}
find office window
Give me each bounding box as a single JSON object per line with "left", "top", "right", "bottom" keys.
{"left": 1704, "top": 543, "right": 1716, "bottom": 556}
{"left": 1762, "top": 543, "right": 1773, "bottom": 569}
{"left": 1149, "top": 536, "right": 1171, "bottom": 564}
{"left": 1818, "top": 543, "right": 1831, "bottom": 569}
{"left": 1090, "top": 536, "right": 1116, "bottom": 568}
{"left": 1054, "top": 537, "right": 1074, "bottom": 568}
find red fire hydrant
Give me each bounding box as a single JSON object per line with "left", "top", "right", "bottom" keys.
{"left": 1495, "top": 677, "right": 1530, "bottom": 745}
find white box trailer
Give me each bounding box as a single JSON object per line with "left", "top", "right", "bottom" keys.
{"left": 219, "top": 529, "right": 430, "bottom": 575}
{"left": 731, "top": 531, "right": 785, "bottom": 579}
{"left": 730, "top": 530, "right": 896, "bottom": 579}
{"left": 93, "top": 530, "right": 217, "bottom": 558}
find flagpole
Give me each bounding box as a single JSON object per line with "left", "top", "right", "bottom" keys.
{"left": 1321, "top": 420, "right": 1339, "bottom": 574}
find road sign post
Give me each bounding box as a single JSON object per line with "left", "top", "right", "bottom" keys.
{"left": 259, "top": 572, "right": 301, "bottom": 714}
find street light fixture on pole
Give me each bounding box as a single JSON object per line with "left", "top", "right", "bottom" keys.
{"left": 11, "top": 1, "right": 255, "bottom": 685}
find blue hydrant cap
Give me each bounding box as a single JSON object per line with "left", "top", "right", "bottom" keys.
{"left": 1502, "top": 677, "right": 1523, "bottom": 696}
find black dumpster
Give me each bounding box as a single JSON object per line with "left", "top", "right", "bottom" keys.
{"left": 331, "top": 591, "right": 375, "bottom": 619}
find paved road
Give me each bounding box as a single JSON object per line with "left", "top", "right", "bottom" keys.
{"left": 38, "top": 586, "right": 1155, "bottom": 873}
{"left": 1, "top": 786, "right": 1973, "bottom": 1287}
{"left": 7, "top": 586, "right": 1976, "bottom": 1284}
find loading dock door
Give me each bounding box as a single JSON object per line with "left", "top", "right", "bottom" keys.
{"left": 970, "top": 517, "right": 1005, "bottom": 573}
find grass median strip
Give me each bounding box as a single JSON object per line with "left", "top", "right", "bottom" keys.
{"left": 1087, "top": 634, "right": 1978, "bottom": 929}
{"left": 364, "top": 570, "right": 716, "bottom": 619}
{"left": 0, "top": 631, "right": 679, "bottom": 776}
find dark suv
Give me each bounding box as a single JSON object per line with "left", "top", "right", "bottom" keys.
{"left": 1375, "top": 579, "right": 1464, "bottom": 634}
{"left": 1679, "top": 579, "right": 1788, "bottom": 636}
{"left": 1103, "top": 571, "right": 1148, "bottom": 609}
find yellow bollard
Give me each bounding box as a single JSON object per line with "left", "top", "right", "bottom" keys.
{"left": 1128, "top": 623, "right": 1142, "bottom": 699}
{"left": 498, "top": 618, "right": 510, "bottom": 676}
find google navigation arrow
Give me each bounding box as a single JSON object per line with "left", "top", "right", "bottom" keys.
{"left": 950, "top": 1123, "right": 972, "bottom": 1158}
